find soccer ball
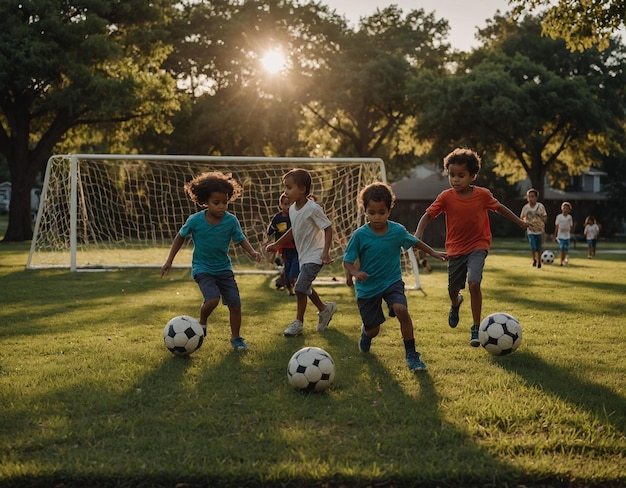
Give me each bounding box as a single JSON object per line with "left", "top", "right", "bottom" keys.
{"left": 541, "top": 250, "right": 555, "bottom": 264}
{"left": 287, "top": 346, "right": 335, "bottom": 392}
{"left": 163, "top": 315, "right": 204, "bottom": 356}
{"left": 478, "top": 313, "right": 522, "bottom": 356}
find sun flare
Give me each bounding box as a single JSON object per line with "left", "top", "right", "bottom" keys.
{"left": 261, "top": 49, "right": 286, "bottom": 74}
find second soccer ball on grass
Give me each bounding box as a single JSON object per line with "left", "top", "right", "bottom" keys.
{"left": 287, "top": 346, "right": 335, "bottom": 392}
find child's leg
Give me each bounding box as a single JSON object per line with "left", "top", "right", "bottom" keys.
{"left": 227, "top": 305, "right": 242, "bottom": 339}
{"left": 468, "top": 281, "right": 482, "bottom": 326}
{"left": 200, "top": 298, "right": 219, "bottom": 326}
{"left": 393, "top": 303, "right": 414, "bottom": 341}
{"left": 309, "top": 287, "right": 325, "bottom": 311}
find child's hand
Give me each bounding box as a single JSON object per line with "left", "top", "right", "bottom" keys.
{"left": 321, "top": 251, "right": 334, "bottom": 265}
{"left": 431, "top": 251, "right": 447, "bottom": 262}
{"left": 251, "top": 251, "right": 262, "bottom": 263}
{"left": 352, "top": 270, "right": 368, "bottom": 283}
{"left": 266, "top": 243, "right": 277, "bottom": 254}
{"left": 160, "top": 261, "right": 172, "bottom": 278}
{"left": 346, "top": 274, "right": 354, "bottom": 287}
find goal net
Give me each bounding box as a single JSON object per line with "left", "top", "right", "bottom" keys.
{"left": 28, "top": 154, "right": 421, "bottom": 288}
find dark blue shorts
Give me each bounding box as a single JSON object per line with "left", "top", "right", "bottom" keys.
{"left": 194, "top": 271, "right": 241, "bottom": 307}
{"left": 357, "top": 280, "right": 407, "bottom": 331}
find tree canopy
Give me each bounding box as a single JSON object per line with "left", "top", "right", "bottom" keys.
{"left": 413, "top": 14, "right": 626, "bottom": 193}
{"left": 0, "top": 0, "right": 179, "bottom": 241}
{"left": 510, "top": 0, "right": 626, "bottom": 51}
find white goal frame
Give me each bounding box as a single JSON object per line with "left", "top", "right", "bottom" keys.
{"left": 28, "top": 154, "right": 421, "bottom": 289}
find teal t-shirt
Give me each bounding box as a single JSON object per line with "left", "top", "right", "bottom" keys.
{"left": 179, "top": 210, "right": 246, "bottom": 277}
{"left": 343, "top": 221, "right": 418, "bottom": 299}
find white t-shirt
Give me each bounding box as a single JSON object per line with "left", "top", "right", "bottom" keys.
{"left": 289, "top": 199, "right": 332, "bottom": 265}
{"left": 555, "top": 214, "right": 573, "bottom": 239}
{"left": 584, "top": 223, "right": 599, "bottom": 240}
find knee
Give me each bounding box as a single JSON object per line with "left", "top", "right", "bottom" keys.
{"left": 468, "top": 281, "right": 481, "bottom": 294}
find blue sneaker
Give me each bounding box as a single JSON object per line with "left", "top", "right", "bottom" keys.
{"left": 470, "top": 325, "right": 480, "bottom": 348}
{"left": 230, "top": 337, "right": 249, "bottom": 350}
{"left": 448, "top": 293, "right": 463, "bottom": 328}
{"left": 406, "top": 351, "right": 427, "bottom": 372}
{"left": 359, "top": 328, "right": 371, "bottom": 353}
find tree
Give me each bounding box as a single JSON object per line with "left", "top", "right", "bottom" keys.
{"left": 0, "top": 0, "right": 179, "bottom": 241}
{"left": 509, "top": 0, "right": 626, "bottom": 51}
{"left": 413, "top": 14, "right": 626, "bottom": 193}
{"left": 293, "top": 5, "right": 450, "bottom": 177}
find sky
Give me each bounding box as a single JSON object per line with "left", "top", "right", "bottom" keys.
{"left": 320, "top": 0, "right": 513, "bottom": 51}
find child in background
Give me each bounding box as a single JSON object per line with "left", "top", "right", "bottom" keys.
{"left": 343, "top": 182, "right": 447, "bottom": 371}
{"left": 415, "top": 148, "right": 530, "bottom": 347}
{"left": 266, "top": 168, "right": 336, "bottom": 337}
{"left": 161, "top": 171, "right": 261, "bottom": 350}
{"left": 267, "top": 193, "right": 299, "bottom": 295}
{"left": 584, "top": 215, "right": 600, "bottom": 259}
{"left": 520, "top": 188, "right": 548, "bottom": 268}
{"left": 554, "top": 202, "right": 574, "bottom": 266}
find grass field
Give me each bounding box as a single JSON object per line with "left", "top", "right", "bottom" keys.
{"left": 1, "top": 236, "right": 625, "bottom": 487}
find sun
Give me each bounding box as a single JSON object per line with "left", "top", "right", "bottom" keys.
{"left": 261, "top": 49, "right": 286, "bottom": 74}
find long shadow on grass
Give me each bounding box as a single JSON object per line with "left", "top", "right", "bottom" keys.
{"left": 495, "top": 350, "right": 626, "bottom": 437}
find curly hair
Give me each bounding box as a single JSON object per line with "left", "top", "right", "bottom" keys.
{"left": 443, "top": 148, "right": 481, "bottom": 176}
{"left": 358, "top": 182, "right": 395, "bottom": 210}
{"left": 184, "top": 171, "right": 242, "bottom": 206}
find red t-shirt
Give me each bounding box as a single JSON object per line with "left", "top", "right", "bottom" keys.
{"left": 426, "top": 186, "right": 500, "bottom": 258}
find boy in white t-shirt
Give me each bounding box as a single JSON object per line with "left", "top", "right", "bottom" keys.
{"left": 584, "top": 216, "right": 600, "bottom": 258}
{"left": 520, "top": 188, "right": 548, "bottom": 268}
{"left": 554, "top": 202, "right": 573, "bottom": 266}
{"left": 266, "top": 168, "right": 336, "bottom": 337}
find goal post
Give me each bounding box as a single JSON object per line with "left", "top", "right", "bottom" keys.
{"left": 28, "top": 154, "right": 421, "bottom": 289}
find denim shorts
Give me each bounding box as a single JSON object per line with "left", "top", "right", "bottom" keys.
{"left": 194, "top": 271, "right": 241, "bottom": 307}
{"left": 294, "top": 262, "right": 322, "bottom": 296}
{"left": 527, "top": 233, "right": 543, "bottom": 251}
{"left": 357, "top": 280, "right": 407, "bottom": 331}
{"left": 447, "top": 250, "right": 488, "bottom": 292}
{"left": 557, "top": 238, "right": 570, "bottom": 251}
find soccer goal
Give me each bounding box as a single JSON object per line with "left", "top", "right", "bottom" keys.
{"left": 28, "top": 154, "right": 421, "bottom": 288}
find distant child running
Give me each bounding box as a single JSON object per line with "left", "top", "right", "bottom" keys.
{"left": 266, "top": 168, "right": 336, "bottom": 337}
{"left": 584, "top": 216, "right": 600, "bottom": 259}
{"left": 343, "top": 182, "right": 447, "bottom": 371}
{"left": 520, "top": 188, "right": 548, "bottom": 268}
{"left": 554, "top": 202, "right": 574, "bottom": 266}
{"left": 267, "top": 193, "right": 299, "bottom": 295}
{"left": 415, "top": 148, "right": 530, "bottom": 347}
{"left": 161, "top": 171, "right": 261, "bottom": 351}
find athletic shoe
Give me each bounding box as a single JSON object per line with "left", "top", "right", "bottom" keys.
{"left": 532, "top": 259, "right": 537, "bottom": 267}
{"left": 448, "top": 293, "right": 463, "bottom": 328}
{"left": 359, "top": 327, "right": 371, "bottom": 353}
{"left": 537, "top": 259, "right": 542, "bottom": 269}
{"left": 317, "top": 302, "right": 337, "bottom": 332}
{"left": 283, "top": 319, "right": 304, "bottom": 337}
{"left": 406, "top": 351, "right": 427, "bottom": 372}
{"left": 230, "top": 337, "right": 249, "bottom": 350}
{"left": 470, "top": 325, "right": 480, "bottom": 347}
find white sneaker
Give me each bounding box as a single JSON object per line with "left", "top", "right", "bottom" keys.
{"left": 317, "top": 302, "right": 337, "bottom": 332}
{"left": 283, "top": 319, "right": 304, "bottom": 337}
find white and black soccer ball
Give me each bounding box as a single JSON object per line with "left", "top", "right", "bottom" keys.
{"left": 163, "top": 315, "right": 204, "bottom": 356}
{"left": 478, "top": 313, "right": 522, "bottom": 356}
{"left": 287, "top": 346, "right": 335, "bottom": 392}
{"left": 541, "top": 250, "right": 555, "bottom": 264}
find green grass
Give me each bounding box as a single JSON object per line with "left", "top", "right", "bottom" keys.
{"left": 1, "top": 240, "right": 625, "bottom": 487}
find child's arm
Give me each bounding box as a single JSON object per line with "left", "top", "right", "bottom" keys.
{"left": 266, "top": 228, "right": 293, "bottom": 253}
{"left": 344, "top": 261, "right": 367, "bottom": 285}
{"left": 496, "top": 203, "right": 531, "bottom": 231}
{"left": 414, "top": 213, "right": 432, "bottom": 239}
{"left": 161, "top": 233, "right": 184, "bottom": 277}
{"left": 413, "top": 240, "right": 447, "bottom": 262}
{"left": 321, "top": 226, "right": 333, "bottom": 265}
{"left": 239, "top": 239, "right": 262, "bottom": 263}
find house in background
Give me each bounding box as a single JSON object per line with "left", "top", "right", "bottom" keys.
{"left": 0, "top": 182, "right": 41, "bottom": 217}
{"left": 391, "top": 167, "right": 609, "bottom": 248}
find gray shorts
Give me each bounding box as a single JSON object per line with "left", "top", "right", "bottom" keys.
{"left": 357, "top": 280, "right": 407, "bottom": 331}
{"left": 448, "top": 250, "right": 488, "bottom": 293}
{"left": 294, "top": 262, "right": 322, "bottom": 296}
{"left": 194, "top": 271, "right": 241, "bottom": 307}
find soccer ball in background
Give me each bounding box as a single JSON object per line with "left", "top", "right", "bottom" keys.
{"left": 478, "top": 313, "right": 522, "bottom": 356}
{"left": 163, "top": 315, "right": 204, "bottom": 356}
{"left": 287, "top": 346, "right": 336, "bottom": 392}
{"left": 541, "top": 250, "right": 555, "bottom": 264}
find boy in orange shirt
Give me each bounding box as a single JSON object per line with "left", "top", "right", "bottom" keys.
{"left": 415, "top": 148, "right": 530, "bottom": 347}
